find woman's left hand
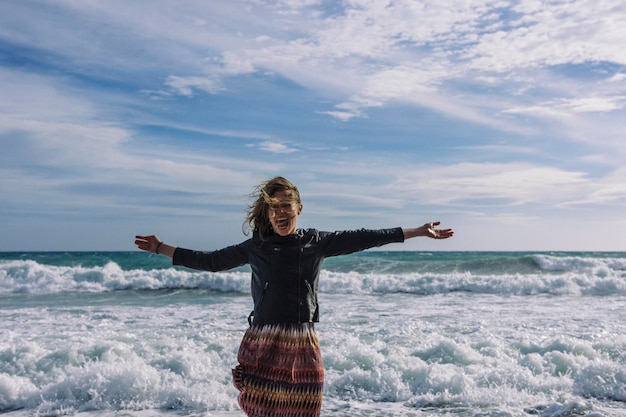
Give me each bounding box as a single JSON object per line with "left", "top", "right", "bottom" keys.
{"left": 403, "top": 222, "right": 454, "bottom": 240}
{"left": 423, "top": 221, "right": 454, "bottom": 239}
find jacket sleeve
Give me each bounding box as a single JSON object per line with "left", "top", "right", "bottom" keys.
{"left": 318, "top": 227, "right": 405, "bottom": 257}
{"left": 172, "top": 241, "right": 250, "bottom": 271}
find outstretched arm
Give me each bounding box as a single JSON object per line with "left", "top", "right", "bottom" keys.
{"left": 402, "top": 222, "right": 454, "bottom": 240}
{"left": 134, "top": 235, "right": 176, "bottom": 258}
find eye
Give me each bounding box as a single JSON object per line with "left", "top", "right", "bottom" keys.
{"left": 269, "top": 202, "right": 293, "bottom": 210}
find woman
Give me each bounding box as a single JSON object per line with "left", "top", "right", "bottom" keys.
{"left": 135, "top": 176, "right": 453, "bottom": 417}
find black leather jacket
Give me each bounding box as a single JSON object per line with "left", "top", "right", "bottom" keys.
{"left": 173, "top": 227, "right": 404, "bottom": 326}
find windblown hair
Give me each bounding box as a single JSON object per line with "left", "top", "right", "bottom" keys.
{"left": 244, "top": 176, "right": 302, "bottom": 239}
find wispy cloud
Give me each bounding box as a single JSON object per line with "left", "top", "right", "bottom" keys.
{"left": 504, "top": 96, "right": 626, "bottom": 117}
{"left": 389, "top": 163, "right": 591, "bottom": 207}
{"left": 256, "top": 141, "right": 298, "bottom": 154}
{"left": 163, "top": 75, "right": 224, "bottom": 96}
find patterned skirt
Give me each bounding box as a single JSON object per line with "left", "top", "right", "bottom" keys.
{"left": 232, "top": 322, "right": 324, "bottom": 417}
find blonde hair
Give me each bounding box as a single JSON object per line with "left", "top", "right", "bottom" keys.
{"left": 244, "top": 176, "right": 301, "bottom": 239}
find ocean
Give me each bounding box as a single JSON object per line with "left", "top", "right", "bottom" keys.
{"left": 1, "top": 251, "right": 625, "bottom": 417}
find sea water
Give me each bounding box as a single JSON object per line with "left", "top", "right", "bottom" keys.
{"left": 0, "top": 251, "right": 625, "bottom": 417}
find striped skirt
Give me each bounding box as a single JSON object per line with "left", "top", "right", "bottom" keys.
{"left": 232, "top": 322, "right": 324, "bottom": 417}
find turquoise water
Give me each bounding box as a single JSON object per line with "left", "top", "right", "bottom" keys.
{"left": 4, "top": 250, "right": 625, "bottom": 273}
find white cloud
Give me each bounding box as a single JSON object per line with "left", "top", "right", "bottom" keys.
{"left": 0, "top": 68, "right": 259, "bottom": 216}
{"left": 389, "top": 163, "right": 591, "bottom": 207}
{"left": 562, "top": 167, "right": 626, "bottom": 206}
{"left": 564, "top": 97, "right": 626, "bottom": 113}
{"left": 502, "top": 104, "right": 572, "bottom": 118}
{"left": 4, "top": 0, "right": 625, "bottom": 135}
{"left": 164, "top": 75, "right": 223, "bottom": 96}
{"left": 318, "top": 101, "right": 367, "bottom": 121}
{"left": 467, "top": 0, "right": 626, "bottom": 71}
{"left": 257, "top": 141, "right": 298, "bottom": 153}
{"left": 361, "top": 66, "right": 440, "bottom": 100}
{"left": 163, "top": 0, "right": 626, "bottom": 142}
{"left": 503, "top": 96, "right": 626, "bottom": 118}
{"left": 0, "top": 68, "right": 132, "bottom": 167}
{"left": 609, "top": 73, "right": 626, "bottom": 82}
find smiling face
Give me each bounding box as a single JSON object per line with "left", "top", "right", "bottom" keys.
{"left": 268, "top": 189, "right": 302, "bottom": 236}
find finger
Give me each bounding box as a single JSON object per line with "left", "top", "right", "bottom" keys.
{"left": 436, "top": 230, "right": 454, "bottom": 239}
{"left": 135, "top": 237, "right": 150, "bottom": 246}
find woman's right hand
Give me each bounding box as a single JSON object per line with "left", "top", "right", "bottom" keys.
{"left": 134, "top": 235, "right": 162, "bottom": 254}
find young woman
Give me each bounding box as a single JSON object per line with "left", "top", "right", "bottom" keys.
{"left": 135, "top": 176, "right": 453, "bottom": 417}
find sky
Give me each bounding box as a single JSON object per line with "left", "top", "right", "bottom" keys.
{"left": 1, "top": 0, "right": 625, "bottom": 252}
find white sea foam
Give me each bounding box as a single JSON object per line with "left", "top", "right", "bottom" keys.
{"left": 0, "top": 297, "right": 244, "bottom": 415}
{"left": 1, "top": 291, "right": 625, "bottom": 416}
{"left": 1, "top": 253, "right": 625, "bottom": 416}
{"left": 0, "top": 260, "right": 249, "bottom": 294}
{"left": 533, "top": 254, "right": 626, "bottom": 272}
{"left": 1, "top": 257, "right": 625, "bottom": 296}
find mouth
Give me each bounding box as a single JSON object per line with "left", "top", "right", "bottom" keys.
{"left": 274, "top": 217, "right": 291, "bottom": 231}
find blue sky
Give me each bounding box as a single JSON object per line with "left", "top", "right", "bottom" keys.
{"left": 1, "top": 0, "right": 625, "bottom": 251}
